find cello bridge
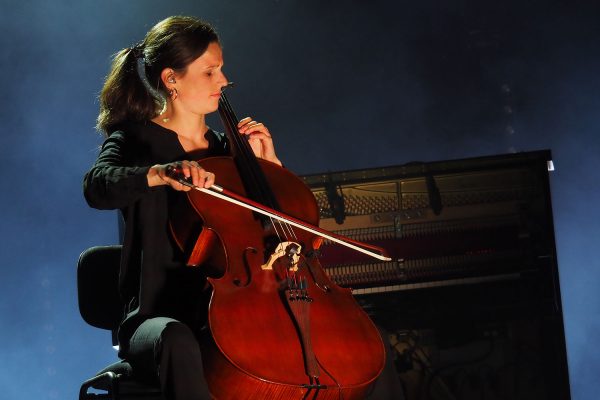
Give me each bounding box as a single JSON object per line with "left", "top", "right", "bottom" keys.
{"left": 261, "top": 241, "right": 302, "bottom": 271}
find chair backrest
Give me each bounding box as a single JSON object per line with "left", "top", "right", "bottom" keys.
{"left": 77, "top": 245, "right": 124, "bottom": 331}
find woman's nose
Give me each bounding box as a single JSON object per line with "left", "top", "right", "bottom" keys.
{"left": 219, "top": 71, "right": 229, "bottom": 88}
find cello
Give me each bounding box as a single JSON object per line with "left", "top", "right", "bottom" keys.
{"left": 168, "top": 88, "right": 388, "bottom": 399}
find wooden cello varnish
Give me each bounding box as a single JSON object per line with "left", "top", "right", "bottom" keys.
{"left": 169, "top": 90, "right": 385, "bottom": 399}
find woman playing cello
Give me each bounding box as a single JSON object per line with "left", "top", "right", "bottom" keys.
{"left": 84, "top": 16, "right": 281, "bottom": 399}
{"left": 84, "top": 15, "right": 391, "bottom": 400}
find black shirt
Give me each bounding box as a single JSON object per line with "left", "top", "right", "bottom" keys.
{"left": 83, "top": 120, "right": 228, "bottom": 353}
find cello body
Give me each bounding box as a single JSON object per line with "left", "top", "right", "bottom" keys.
{"left": 170, "top": 157, "right": 386, "bottom": 400}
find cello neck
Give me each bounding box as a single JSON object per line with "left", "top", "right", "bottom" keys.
{"left": 218, "top": 90, "right": 281, "bottom": 211}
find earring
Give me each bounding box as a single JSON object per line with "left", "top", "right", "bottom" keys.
{"left": 169, "top": 88, "right": 178, "bottom": 100}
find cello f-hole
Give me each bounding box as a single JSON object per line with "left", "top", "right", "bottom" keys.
{"left": 233, "top": 247, "right": 257, "bottom": 287}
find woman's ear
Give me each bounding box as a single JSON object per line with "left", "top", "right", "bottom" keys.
{"left": 160, "top": 68, "right": 177, "bottom": 89}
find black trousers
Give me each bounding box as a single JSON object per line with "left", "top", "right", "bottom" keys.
{"left": 125, "top": 317, "right": 212, "bottom": 400}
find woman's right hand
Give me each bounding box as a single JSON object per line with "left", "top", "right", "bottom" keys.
{"left": 147, "top": 160, "right": 216, "bottom": 191}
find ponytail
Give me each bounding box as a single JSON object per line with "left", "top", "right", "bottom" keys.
{"left": 96, "top": 46, "right": 160, "bottom": 136}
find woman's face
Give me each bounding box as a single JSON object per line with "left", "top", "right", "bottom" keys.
{"left": 173, "top": 42, "right": 228, "bottom": 115}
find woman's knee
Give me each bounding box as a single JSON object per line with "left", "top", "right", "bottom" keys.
{"left": 159, "top": 321, "right": 199, "bottom": 351}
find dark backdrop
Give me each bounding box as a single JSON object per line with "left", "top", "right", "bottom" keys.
{"left": 0, "top": 1, "right": 598, "bottom": 399}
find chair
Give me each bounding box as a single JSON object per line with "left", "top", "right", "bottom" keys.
{"left": 77, "top": 245, "right": 163, "bottom": 400}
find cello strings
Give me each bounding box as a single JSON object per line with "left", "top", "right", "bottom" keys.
{"left": 221, "top": 92, "right": 274, "bottom": 204}
{"left": 218, "top": 92, "right": 269, "bottom": 208}
{"left": 218, "top": 92, "right": 288, "bottom": 243}
{"left": 219, "top": 89, "right": 312, "bottom": 258}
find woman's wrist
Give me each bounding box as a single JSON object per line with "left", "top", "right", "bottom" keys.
{"left": 146, "top": 165, "right": 166, "bottom": 187}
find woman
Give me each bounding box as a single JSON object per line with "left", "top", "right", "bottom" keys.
{"left": 84, "top": 16, "right": 281, "bottom": 400}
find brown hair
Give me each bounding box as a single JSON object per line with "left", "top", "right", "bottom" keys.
{"left": 96, "top": 16, "right": 219, "bottom": 135}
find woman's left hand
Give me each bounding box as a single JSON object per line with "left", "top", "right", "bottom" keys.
{"left": 238, "top": 117, "right": 282, "bottom": 166}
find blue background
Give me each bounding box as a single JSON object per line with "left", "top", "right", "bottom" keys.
{"left": 0, "top": 1, "right": 598, "bottom": 398}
